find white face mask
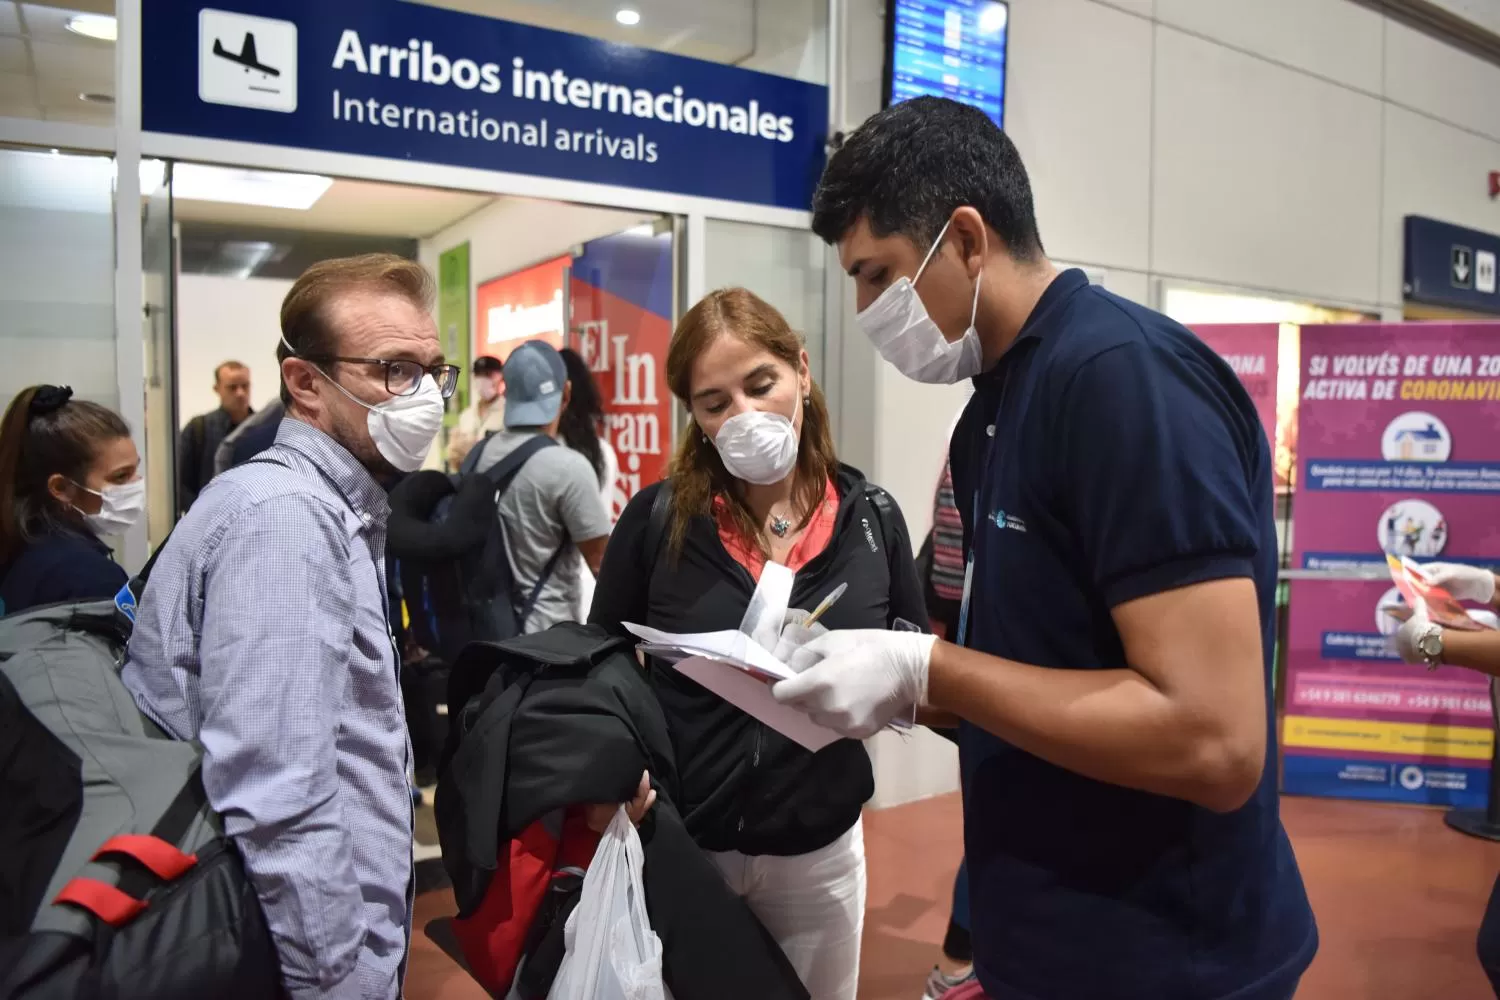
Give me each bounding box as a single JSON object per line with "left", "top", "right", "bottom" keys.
{"left": 713, "top": 407, "right": 800, "bottom": 486}
{"left": 855, "top": 218, "right": 984, "bottom": 384}
{"left": 476, "top": 378, "right": 500, "bottom": 403}
{"left": 75, "top": 479, "right": 146, "bottom": 538}
{"left": 321, "top": 371, "right": 446, "bottom": 473}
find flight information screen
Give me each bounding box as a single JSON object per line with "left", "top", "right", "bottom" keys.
{"left": 887, "top": 0, "right": 1009, "bottom": 128}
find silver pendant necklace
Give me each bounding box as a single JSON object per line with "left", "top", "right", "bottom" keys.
{"left": 768, "top": 513, "right": 792, "bottom": 538}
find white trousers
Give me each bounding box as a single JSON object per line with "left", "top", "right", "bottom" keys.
{"left": 708, "top": 818, "right": 866, "bottom": 1000}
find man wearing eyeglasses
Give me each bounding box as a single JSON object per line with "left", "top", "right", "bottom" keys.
{"left": 124, "top": 254, "right": 457, "bottom": 1000}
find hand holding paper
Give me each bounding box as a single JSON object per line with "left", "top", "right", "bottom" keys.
{"left": 1387, "top": 554, "right": 1496, "bottom": 632}
{"left": 1392, "top": 602, "right": 1434, "bottom": 665}
{"left": 772, "top": 608, "right": 830, "bottom": 667}
{"left": 1420, "top": 562, "right": 1498, "bottom": 605}
{"left": 771, "top": 629, "right": 936, "bottom": 740}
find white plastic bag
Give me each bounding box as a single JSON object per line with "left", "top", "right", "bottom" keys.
{"left": 548, "top": 807, "right": 670, "bottom": 1000}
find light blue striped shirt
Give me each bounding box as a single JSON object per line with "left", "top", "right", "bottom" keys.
{"left": 123, "top": 418, "right": 413, "bottom": 1000}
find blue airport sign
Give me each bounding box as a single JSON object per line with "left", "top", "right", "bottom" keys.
{"left": 1403, "top": 215, "right": 1500, "bottom": 315}
{"left": 143, "top": 1, "right": 830, "bottom": 210}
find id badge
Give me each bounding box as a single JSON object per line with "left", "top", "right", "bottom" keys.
{"left": 956, "top": 557, "right": 976, "bottom": 647}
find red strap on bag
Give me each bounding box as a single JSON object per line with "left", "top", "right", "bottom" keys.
{"left": 93, "top": 834, "right": 198, "bottom": 881}
{"left": 54, "top": 878, "right": 147, "bottom": 927}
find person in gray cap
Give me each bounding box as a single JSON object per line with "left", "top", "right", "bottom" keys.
{"left": 472, "top": 339, "right": 612, "bottom": 633}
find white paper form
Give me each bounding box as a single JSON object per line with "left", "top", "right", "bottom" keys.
{"left": 624, "top": 563, "right": 848, "bottom": 751}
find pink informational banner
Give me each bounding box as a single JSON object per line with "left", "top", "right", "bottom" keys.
{"left": 1282, "top": 323, "right": 1500, "bottom": 806}
{"left": 1191, "top": 323, "right": 1292, "bottom": 491}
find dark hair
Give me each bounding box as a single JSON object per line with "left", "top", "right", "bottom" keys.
{"left": 0, "top": 386, "right": 131, "bottom": 567}
{"left": 277, "top": 253, "right": 435, "bottom": 407}
{"left": 472, "top": 355, "right": 503, "bottom": 377}
{"left": 213, "top": 360, "right": 248, "bottom": 384}
{"left": 812, "top": 96, "right": 1044, "bottom": 260}
{"left": 558, "top": 347, "right": 606, "bottom": 485}
{"left": 665, "top": 288, "right": 837, "bottom": 556}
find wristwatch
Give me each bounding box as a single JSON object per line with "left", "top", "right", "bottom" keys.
{"left": 1415, "top": 622, "right": 1445, "bottom": 671}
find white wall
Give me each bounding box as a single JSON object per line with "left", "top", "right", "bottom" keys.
{"left": 838, "top": 0, "right": 1500, "bottom": 808}
{"left": 175, "top": 275, "right": 293, "bottom": 428}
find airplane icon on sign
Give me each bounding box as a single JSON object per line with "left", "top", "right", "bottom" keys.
{"left": 212, "top": 32, "right": 280, "bottom": 80}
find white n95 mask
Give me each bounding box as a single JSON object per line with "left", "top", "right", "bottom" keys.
{"left": 714, "top": 408, "right": 800, "bottom": 485}
{"left": 323, "top": 371, "right": 446, "bottom": 473}
{"left": 855, "top": 219, "right": 984, "bottom": 384}
{"left": 75, "top": 479, "right": 146, "bottom": 537}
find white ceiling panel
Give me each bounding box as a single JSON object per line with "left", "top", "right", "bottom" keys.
{"left": 0, "top": 35, "right": 27, "bottom": 72}
{"left": 23, "top": 0, "right": 111, "bottom": 14}
{"left": 172, "top": 175, "right": 499, "bottom": 239}
{"left": 0, "top": 67, "right": 33, "bottom": 101}
{"left": 406, "top": 0, "right": 754, "bottom": 63}
{"left": 0, "top": 93, "right": 40, "bottom": 118}
{"left": 31, "top": 38, "right": 111, "bottom": 89}
{"left": 38, "top": 101, "right": 109, "bottom": 123}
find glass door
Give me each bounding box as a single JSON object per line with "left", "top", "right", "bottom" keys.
{"left": 141, "top": 159, "right": 178, "bottom": 547}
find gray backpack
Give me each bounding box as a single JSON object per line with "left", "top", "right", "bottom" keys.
{"left": 0, "top": 596, "right": 278, "bottom": 999}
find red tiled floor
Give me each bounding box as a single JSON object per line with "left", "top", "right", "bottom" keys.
{"left": 404, "top": 793, "right": 1500, "bottom": 999}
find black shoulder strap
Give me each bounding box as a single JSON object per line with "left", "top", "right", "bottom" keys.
{"left": 477, "top": 434, "right": 556, "bottom": 495}
{"left": 864, "top": 483, "right": 900, "bottom": 558}
{"left": 457, "top": 430, "right": 497, "bottom": 478}
{"left": 643, "top": 480, "right": 673, "bottom": 583}
{"left": 863, "top": 484, "right": 910, "bottom": 628}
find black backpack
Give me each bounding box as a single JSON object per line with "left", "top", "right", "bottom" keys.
{"left": 388, "top": 434, "right": 567, "bottom": 664}
{"left": 0, "top": 559, "right": 277, "bottom": 999}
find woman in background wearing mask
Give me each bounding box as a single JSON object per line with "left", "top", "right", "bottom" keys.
{"left": 590, "top": 287, "right": 927, "bottom": 1000}
{"left": 0, "top": 385, "right": 142, "bottom": 615}
{"left": 446, "top": 353, "right": 506, "bottom": 471}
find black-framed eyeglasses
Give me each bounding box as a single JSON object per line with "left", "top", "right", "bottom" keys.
{"left": 306, "top": 356, "right": 461, "bottom": 399}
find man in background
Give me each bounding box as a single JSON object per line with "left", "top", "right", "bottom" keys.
{"left": 474, "top": 340, "right": 610, "bottom": 633}
{"left": 446, "top": 353, "right": 506, "bottom": 471}
{"left": 214, "top": 399, "right": 285, "bottom": 475}
{"left": 178, "top": 360, "right": 253, "bottom": 510}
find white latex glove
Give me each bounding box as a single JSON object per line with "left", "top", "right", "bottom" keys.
{"left": 1393, "top": 602, "right": 1434, "bottom": 665}
{"left": 1420, "top": 562, "right": 1498, "bottom": 605}
{"left": 771, "top": 629, "right": 936, "bottom": 739}
{"left": 771, "top": 609, "right": 830, "bottom": 669}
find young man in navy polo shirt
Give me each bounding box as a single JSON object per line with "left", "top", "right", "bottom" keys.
{"left": 776, "top": 96, "right": 1317, "bottom": 999}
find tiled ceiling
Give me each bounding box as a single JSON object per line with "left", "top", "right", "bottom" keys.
{"left": 171, "top": 174, "right": 499, "bottom": 239}
{"left": 407, "top": 0, "right": 754, "bottom": 64}
{"left": 0, "top": 1, "right": 115, "bottom": 126}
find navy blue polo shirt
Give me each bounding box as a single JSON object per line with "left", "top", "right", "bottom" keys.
{"left": 949, "top": 269, "right": 1316, "bottom": 1000}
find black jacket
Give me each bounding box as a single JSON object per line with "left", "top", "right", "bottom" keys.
{"left": 589, "top": 465, "right": 927, "bottom": 857}
{"left": 436, "top": 624, "right": 808, "bottom": 1000}
{"left": 0, "top": 527, "right": 126, "bottom": 618}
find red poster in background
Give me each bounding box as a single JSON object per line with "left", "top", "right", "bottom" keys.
{"left": 1192, "top": 323, "right": 1295, "bottom": 490}
{"left": 568, "top": 232, "right": 675, "bottom": 519}
{"left": 475, "top": 255, "right": 569, "bottom": 364}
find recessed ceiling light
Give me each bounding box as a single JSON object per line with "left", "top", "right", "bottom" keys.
{"left": 66, "top": 13, "right": 118, "bottom": 42}
{"left": 977, "top": 2, "right": 1008, "bottom": 35}
{"left": 79, "top": 92, "right": 115, "bottom": 105}
{"left": 615, "top": 8, "right": 641, "bottom": 26}
{"left": 171, "top": 164, "right": 334, "bottom": 211}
